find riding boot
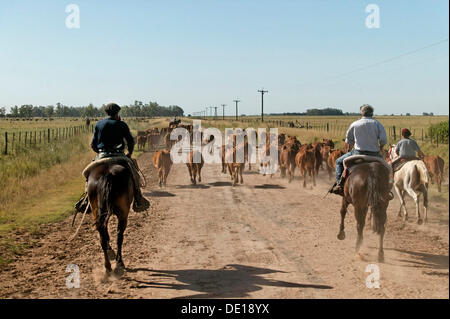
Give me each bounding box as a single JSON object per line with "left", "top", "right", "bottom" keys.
{"left": 74, "top": 192, "right": 91, "bottom": 214}
{"left": 133, "top": 187, "right": 150, "bottom": 212}
{"left": 329, "top": 177, "right": 345, "bottom": 196}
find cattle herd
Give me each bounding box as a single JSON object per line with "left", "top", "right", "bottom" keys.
{"left": 139, "top": 122, "right": 446, "bottom": 194}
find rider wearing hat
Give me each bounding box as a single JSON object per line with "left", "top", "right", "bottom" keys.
{"left": 330, "top": 104, "right": 388, "bottom": 195}
{"left": 391, "top": 128, "right": 424, "bottom": 172}
{"left": 75, "top": 103, "right": 150, "bottom": 213}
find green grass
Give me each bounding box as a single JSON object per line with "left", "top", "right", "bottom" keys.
{"left": 0, "top": 117, "right": 163, "bottom": 266}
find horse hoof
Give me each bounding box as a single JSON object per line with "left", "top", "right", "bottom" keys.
{"left": 107, "top": 249, "right": 116, "bottom": 261}
{"left": 337, "top": 232, "right": 345, "bottom": 240}
{"left": 417, "top": 219, "right": 423, "bottom": 225}
{"left": 114, "top": 265, "right": 125, "bottom": 277}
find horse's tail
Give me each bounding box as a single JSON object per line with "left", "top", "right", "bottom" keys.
{"left": 415, "top": 161, "right": 429, "bottom": 187}
{"left": 96, "top": 172, "right": 116, "bottom": 228}
{"left": 367, "top": 163, "right": 388, "bottom": 234}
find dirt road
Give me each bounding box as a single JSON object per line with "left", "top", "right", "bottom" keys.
{"left": 0, "top": 151, "right": 448, "bottom": 298}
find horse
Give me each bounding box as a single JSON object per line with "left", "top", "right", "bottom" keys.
{"left": 337, "top": 157, "right": 391, "bottom": 262}
{"left": 86, "top": 160, "right": 134, "bottom": 273}
{"left": 389, "top": 146, "right": 429, "bottom": 224}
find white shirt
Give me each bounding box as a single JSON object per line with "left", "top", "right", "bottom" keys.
{"left": 345, "top": 117, "right": 387, "bottom": 152}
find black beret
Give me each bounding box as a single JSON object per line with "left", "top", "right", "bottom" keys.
{"left": 104, "top": 103, "right": 121, "bottom": 115}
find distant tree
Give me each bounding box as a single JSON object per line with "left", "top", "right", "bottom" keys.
{"left": 45, "top": 105, "right": 55, "bottom": 118}
{"left": 0, "top": 107, "right": 5, "bottom": 117}
{"left": 9, "top": 105, "right": 19, "bottom": 117}
{"left": 19, "top": 104, "right": 33, "bottom": 117}
{"left": 406, "top": 113, "right": 411, "bottom": 116}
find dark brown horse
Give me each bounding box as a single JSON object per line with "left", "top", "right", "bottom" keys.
{"left": 87, "top": 161, "right": 134, "bottom": 273}
{"left": 337, "top": 160, "right": 390, "bottom": 262}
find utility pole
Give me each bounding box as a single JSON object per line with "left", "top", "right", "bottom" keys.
{"left": 221, "top": 104, "right": 226, "bottom": 120}
{"left": 258, "top": 89, "right": 268, "bottom": 122}
{"left": 214, "top": 106, "right": 218, "bottom": 120}
{"left": 233, "top": 100, "right": 240, "bottom": 121}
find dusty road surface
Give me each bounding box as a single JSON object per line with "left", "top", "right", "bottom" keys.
{"left": 0, "top": 151, "right": 448, "bottom": 298}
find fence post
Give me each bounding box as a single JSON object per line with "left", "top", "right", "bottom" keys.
{"left": 48, "top": 128, "right": 50, "bottom": 143}
{"left": 25, "top": 131, "right": 28, "bottom": 146}
{"left": 421, "top": 129, "right": 423, "bottom": 142}
{"left": 393, "top": 126, "right": 396, "bottom": 140}
{"left": 4, "top": 132, "right": 7, "bottom": 155}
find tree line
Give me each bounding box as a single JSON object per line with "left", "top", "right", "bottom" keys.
{"left": 267, "top": 108, "right": 359, "bottom": 116}
{"left": 0, "top": 101, "right": 184, "bottom": 118}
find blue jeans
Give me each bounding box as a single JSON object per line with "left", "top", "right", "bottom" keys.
{"left": 335, "top": 149, "right": 382, "bottom": 183}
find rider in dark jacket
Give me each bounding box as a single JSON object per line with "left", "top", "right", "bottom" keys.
{"left": 75, "top": 103, "right": 150, "bottom": 213}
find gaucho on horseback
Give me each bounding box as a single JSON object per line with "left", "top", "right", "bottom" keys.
{"left": 330, "top": 104, "right": 388, "bottom": 196}
{"left": 74, "top": 103, "right": 150, "bottom": 213}
{"left": 390, "top": 128, "right": 424, "bottom": 172}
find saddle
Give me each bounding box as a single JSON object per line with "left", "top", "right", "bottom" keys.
{"left": 82, "top": 156, "right": 136, "bottom": 178}
{"left": 342, "top": 155, "right": 391, "bottom": 179}
{"left": 391, "top": 157, "right": 420, "bottom": 173}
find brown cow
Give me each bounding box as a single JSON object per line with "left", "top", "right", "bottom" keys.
{"left": 147, "top": 133, "right": 160, "bottom": 151}
{"left": 225, "top": 143, "right": 246, "bottom": 186}
{"left": 422, "top": 155, "right": 445, "bottom": 192}
{"left": 137, "top": 135, "right": 147, "bottom": 151}
{"left": 280, "top": 137, "right": 300, "bottom": 182}
{"left": 328, "top": 149, "right": 344, "bottom": 170}
{"left": 312, "top": 141, "right": 323, "bottom": 175}
{"left": 186, "top": 150, "right": 204, "bottom": 185}
{"left": 322, "top": 138, "right": 335, "bottom": 148}
{"left": 295, "top": 144, "right": 316, "bottom": 188}
{"left": 278, "top": 133, "right": 286, "bottom": 146}
{"left": 342, "top": 140, "right": 353, "bottom": 153}
{"left": 321, "top": 145, "right": 333, "bottom": 180}
{"left": 153, "top": 150, "right": 172, "bottom": 187}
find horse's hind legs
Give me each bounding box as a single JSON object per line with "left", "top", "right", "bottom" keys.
{"left": 115, "top": 218, "right": 127, "bottom": 274}
{"left": 337, "top": 199, "right": 348, "bottom": 240}
{"left": 98, "top": 227, "right": 113, "bottom": 272}
{"left": 421, "top": 184, "right": 428, "bottom": 224}
{"left": 355, "top": 207, "right": 367, "bottom": 255}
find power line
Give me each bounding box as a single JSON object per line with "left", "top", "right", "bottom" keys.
{"left": 301, "top": 38, "right": 449, "bottom": 86}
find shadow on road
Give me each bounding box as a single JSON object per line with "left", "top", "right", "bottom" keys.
{"left": 145, "top": 191, "right": 176, "bottom": 197}
{"left": 175, "top": 184, "right": 211, "bottom": 189}
{"left": 207, "top": 181, "right": 233, "bottom": 187}
{"left": 125, "top": 264, "right": 333, "bottom": 298}
{"left": 387, "top": 248, "right": 449, "bottom": 270}
{"left": 254, "top": 184, "right": 286, "bottom": 189}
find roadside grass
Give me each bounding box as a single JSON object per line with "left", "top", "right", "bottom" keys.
{"left": 0, "top": 117, "right": 166, "bottom": 266}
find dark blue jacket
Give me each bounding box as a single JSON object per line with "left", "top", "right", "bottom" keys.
{"left": 90, "top": 117, "right": 135, "bottom": 153}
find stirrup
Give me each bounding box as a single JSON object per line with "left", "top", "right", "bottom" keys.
{"left": 388, "top": 191, "right": 395, "bottom": 201}
{"left": 133, "top": 197, "right": 150, "bottom": 212}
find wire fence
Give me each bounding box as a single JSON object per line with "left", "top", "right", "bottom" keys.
{"left": 2, "top": 124, "right": 94, "bottom": 156}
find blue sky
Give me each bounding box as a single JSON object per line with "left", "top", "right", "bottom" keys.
{"left": 0, "top": 0, "right": 448, "bottom": 115}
